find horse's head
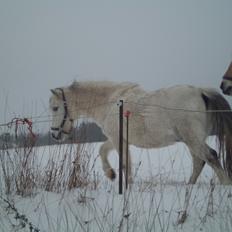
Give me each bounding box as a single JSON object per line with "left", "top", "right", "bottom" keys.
{"left": 49, "top": 88, "right": 73, "bottom": 141}
{"left": 220, "top": 62, "right": 232, "bottom": 95}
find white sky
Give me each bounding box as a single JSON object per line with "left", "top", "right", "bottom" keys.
{"left": 0, "top": 0, "right": 232, "bottom": 130}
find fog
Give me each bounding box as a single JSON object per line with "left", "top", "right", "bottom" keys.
{"left": 0, "top": 0, "right": 232, "bottom": 130}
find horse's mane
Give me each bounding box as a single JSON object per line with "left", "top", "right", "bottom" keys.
{"left": 69, "top": 80, "right": 140, "bottom": 92}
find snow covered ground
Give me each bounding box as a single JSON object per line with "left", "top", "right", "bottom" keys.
{"left": 0, "top": 139, "right": 232, "bottom": 232}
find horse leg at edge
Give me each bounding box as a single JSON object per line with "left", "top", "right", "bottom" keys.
{"left": 99, "top": 140, "right": 116, "bottom": 180}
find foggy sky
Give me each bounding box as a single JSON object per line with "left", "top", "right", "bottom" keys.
{"left": 0, "top": 0, "right": 232, "bottom": 131}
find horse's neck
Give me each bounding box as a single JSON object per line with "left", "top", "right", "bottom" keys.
{"left": 67, "top": 82, "right": 134, "bottom": 121}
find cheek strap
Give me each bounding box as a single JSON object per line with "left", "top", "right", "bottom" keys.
{"left": 51, "top": 88, "right": 73, "bottom": 138}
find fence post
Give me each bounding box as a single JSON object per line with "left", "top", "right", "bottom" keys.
{"left": 118, "top": 100, "right": 124, "bottom": 194}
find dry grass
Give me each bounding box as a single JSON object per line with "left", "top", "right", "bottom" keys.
{"left": 0, "top": 132, "right": 96, "bottom": 197}
{"left": 1, "top": 135, "right": 232, "bottom": 232}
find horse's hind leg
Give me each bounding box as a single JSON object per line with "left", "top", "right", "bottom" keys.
{"left": 187, "top": 139, "right": 231, "bottom": 184}
{"left": 178, "top": 141, "right": 231, "bottom": 223}
{"left": 99, "top": 140, "right": 116, "bottom": 180}
{"left": 177, "top": 156, "right": 205, "bottom": 224}
{"left": 178, "top": 143, "right": 232, "bottom": 224}
{"left": 188, "top": 156, "right": 205, "bottom": 184}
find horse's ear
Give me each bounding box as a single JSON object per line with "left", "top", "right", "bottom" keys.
{"left": 50, "top": 89, "right": 60, "bottom": 98}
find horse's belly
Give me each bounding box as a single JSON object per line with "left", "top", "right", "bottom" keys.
{"left": 130, "top": 128, "right": 177, "bottom": 149}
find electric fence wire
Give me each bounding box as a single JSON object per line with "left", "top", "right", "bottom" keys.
{"left": 1, "top": 100, "right": 232, "bottom": 128}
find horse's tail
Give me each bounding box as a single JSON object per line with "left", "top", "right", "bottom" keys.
{"left": 202, "top": 90, "right": 232, "bottom": 179}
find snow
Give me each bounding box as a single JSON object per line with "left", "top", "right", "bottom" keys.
{"left": 0, "top": 139, "right": 232, "bottom": 232}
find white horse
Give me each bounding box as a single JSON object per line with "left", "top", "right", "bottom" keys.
{"left": 221, "top": 61, "right": 232, "bottom": 95}
{"left": 49, "top": 81, "right": 232, "bottom": 185}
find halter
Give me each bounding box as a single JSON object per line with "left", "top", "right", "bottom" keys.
{"left": 223, "top": 76, "right": 232, "bottom": 81}
{"left": 51, "top": 88, "right": 73, "bottom": 140}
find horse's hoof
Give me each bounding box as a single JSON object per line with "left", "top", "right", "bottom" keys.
{"left": 106, "top": 168, "right": 116, "bottom": 181}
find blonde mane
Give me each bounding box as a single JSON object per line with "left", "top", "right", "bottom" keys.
{"left": 69, "top": 80, "right": 140, "bottom": 93}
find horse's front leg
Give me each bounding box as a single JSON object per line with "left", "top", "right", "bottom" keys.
{"left": 99, "top": 140, "right": 116, "bottom": 180}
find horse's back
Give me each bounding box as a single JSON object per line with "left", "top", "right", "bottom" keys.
{"left": 140, "top": 85, "right": 205, "bottom": 111}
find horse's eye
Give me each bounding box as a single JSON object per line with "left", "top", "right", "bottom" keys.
{"left": 53, "top": 107, "right": 59, "bottom": 112}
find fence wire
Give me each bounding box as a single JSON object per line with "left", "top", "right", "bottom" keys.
{"left": 0, "top": 100, "right": 232, "bottom": 128}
